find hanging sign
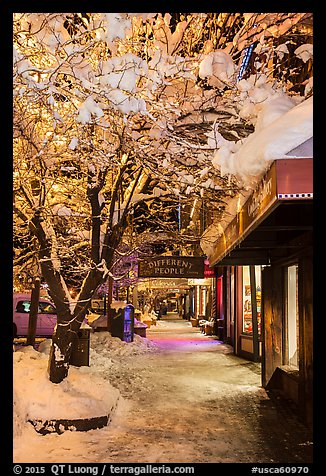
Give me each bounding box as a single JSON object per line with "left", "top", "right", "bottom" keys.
{"left": 138, "top": 256, "right": 205, "bottom": 278}
{"left": 204, "top": 259, "right": 216, "bottom": 277}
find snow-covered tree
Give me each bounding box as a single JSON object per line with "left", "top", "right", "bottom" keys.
{"left": 13, "top": 12, "right": 313, "bottom": 383}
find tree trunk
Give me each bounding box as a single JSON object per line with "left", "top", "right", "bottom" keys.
{"left": 30, "top": 188, "right": 129, "bottom": 384}
{"left": 48, "top": 327, "right": 75, "bottom": 383}
{"left": 47, "top": 267, "right": 104, "bottom": 383}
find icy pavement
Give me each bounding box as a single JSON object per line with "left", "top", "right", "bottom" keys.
{"left": 14, "top": 317, "right": 313, "bottom": 464}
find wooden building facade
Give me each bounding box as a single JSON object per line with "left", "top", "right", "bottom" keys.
{"left": 206, "top": 153, "right": 313, "bottom": 426}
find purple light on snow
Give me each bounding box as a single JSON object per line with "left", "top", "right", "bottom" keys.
{"left": 149, "top": 335, "right": 223, "bottom": 351}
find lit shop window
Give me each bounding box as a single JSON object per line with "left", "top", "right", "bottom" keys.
{"left": 242, "top": 266, "right": 261, "bottom": 334}
{"left": 230, "top": 267, "right": 235, "bottom": 327}
{"left": 286, "top": 265, "right": 299, "bottom": 368}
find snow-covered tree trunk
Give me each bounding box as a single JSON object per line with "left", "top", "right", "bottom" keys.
{"left": 29, "top": 194, "right": 123, "bottom": 383}
{"left": 48, "top": 267, "right": 104, "bottom": 383}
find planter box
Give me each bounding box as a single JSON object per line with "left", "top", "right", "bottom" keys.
{"left": 29, "top": 414, "right": 109, "bottom": 435}
{"left": 134, "top": 327, "right": 147, "bottom": 338}
{"left": 204, "top": 324, "right": 214, "bottom": 335}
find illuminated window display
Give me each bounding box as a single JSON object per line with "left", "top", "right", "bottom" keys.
{"left": 242, "top": 266, "right": 261, "bottom": 334}
{"left": 286, "top": 265, "right": 299, "bottom": 368}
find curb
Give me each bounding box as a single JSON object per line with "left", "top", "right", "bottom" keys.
{"left": 29, "top": 414, "right": 110, "bottom": 435}
{"left": 28, "top": 400, "right": 119, "bottom": 435}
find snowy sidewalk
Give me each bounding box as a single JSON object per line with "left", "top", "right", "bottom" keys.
{"left": 14, "top": 318, "right": 313, "bottom": 464}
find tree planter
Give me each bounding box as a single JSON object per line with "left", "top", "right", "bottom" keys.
{"left": 204, "top": 324, "right": 214, "bottom": 335}
{"left": 29, "top": 414, "right": 110, "bottom": 435}
{"left": 134, "top": 319, "right": 148, "bottom": 338}
{"left": 142, "top": 319, "right": 152, "bottom": 329}
{"left": 28, "top": 400, "right": 118, "bottom": 435}
{"left": 134, "top": 327, "right": 147, "bottom": 337}
{"left": 190, "top": 318, "right": 199, "bottom": 327}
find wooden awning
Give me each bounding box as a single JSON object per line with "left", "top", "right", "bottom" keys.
{"left": 208, "top": 158, "right": 313, "bottom": 266}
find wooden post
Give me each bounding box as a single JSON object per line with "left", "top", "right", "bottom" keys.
{"left": 298, "top": 252, "right": 313, "bottom": 427}
{"left": 103, "top": 293, "right": 107, "bottom": 316}
{"left": 132, "top": 286, "right": 138, "bottom": 309}
{"left": 261, "top": 266, "right": 283, "bottom": 387}
{"left": 26, "top": 277, "right": 41, "bottom": 347}
{"left": 249, "top": 266, "right": 260, "bottom": 362}
{"left": 126, "top": 270, "right": 130, "bottom": 304}
{"left": 107, "top": 276, "right": 113, "bottom": 332}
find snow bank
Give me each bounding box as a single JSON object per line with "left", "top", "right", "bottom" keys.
{"left": 38, "top": 330, "right": 158, "bottom": 362}
{"left": 90, "top": 331, "right": 159, "bottom": 360}
{"left": 14, "top": 331, "right": 158, "bottom": 439}
{"left": 13, "top": 346, "right": 120, "bottom": 439}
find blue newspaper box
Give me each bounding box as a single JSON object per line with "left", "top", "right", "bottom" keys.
{"left": 110, "top": 303, "right": 134, "bottom": 343}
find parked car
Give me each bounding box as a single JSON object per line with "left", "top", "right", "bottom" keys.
{"left": 13, "top": 293, "right": 57, "bottom": 337}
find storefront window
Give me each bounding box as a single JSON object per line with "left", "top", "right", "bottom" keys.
{"left": 286, "top": 265, "right": 299, "bottom": 368}
{"left": 196, "top": 285, "right": 200, "bottom": 316}
{"left": 242, "top": 266, "right": 261, "bottom": 334}
{"left": 201, "top": 286, "right": 207, "bottom": 316}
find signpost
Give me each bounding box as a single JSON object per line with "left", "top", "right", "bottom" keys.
{"left": 26, "top": 277, "right": 41, "bottom": 347}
